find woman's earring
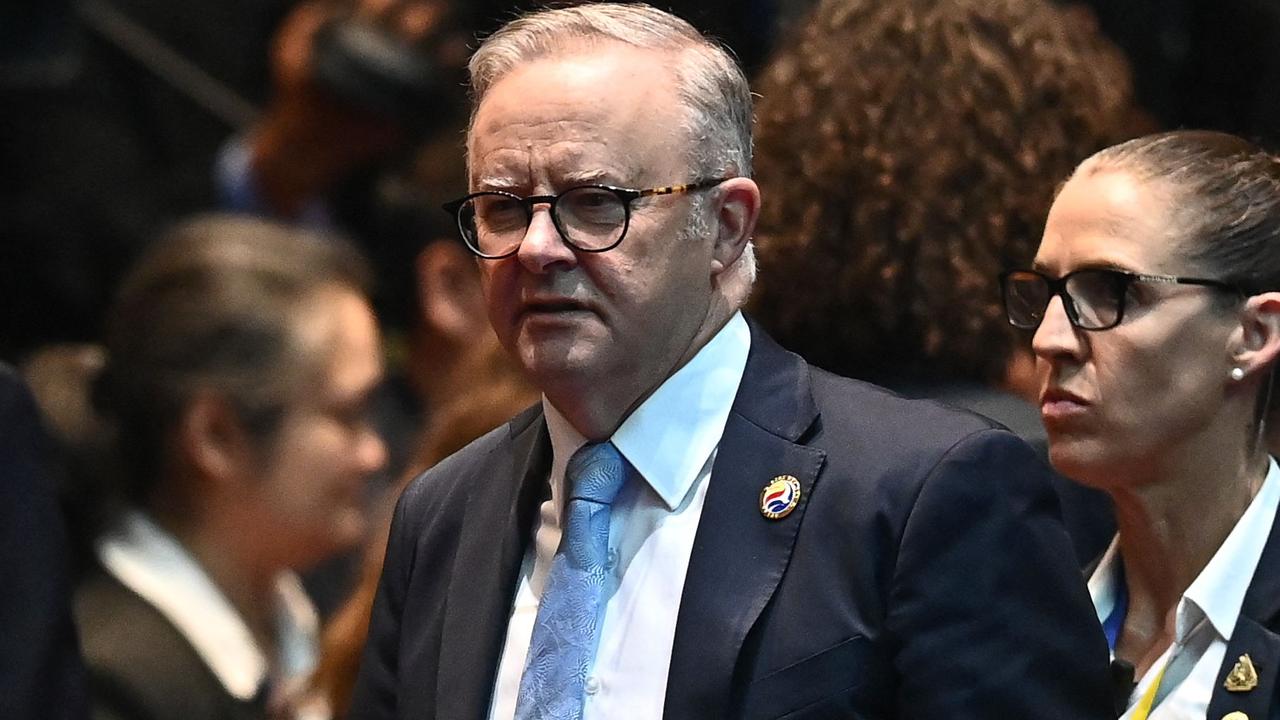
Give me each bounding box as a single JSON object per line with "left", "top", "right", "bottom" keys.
{"left": 1231, "top": 367, "right": 1246, "bottom": 381}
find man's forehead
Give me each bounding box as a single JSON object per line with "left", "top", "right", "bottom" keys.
{"left": 466, "top": 47, "right": 687, "bottom": 187}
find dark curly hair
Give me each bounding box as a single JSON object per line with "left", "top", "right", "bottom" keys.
{"left": 749, "top": 0, "right": 1137, "bottom": 386}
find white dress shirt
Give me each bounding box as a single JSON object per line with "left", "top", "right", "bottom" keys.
{"left": 1089, "top": 457, "right": 1280, "bottom": 719}
{"left": 96, "top": 509, "right": 320, "bottom": 708}
{"left": 487, "top": 311, "right": 752, "bottom": 720}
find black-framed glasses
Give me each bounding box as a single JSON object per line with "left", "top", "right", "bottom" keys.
{"left": 1000, "top": 268, "right": 1241, "bottom": 331}
{"left": 442, "top": 177, "right": 731, "bottom": 259}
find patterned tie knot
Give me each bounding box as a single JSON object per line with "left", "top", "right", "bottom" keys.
{"left": 566, "top": 441, "right": 629, "bottom": 505}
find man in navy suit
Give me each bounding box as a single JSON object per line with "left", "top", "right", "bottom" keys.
{"left": 352, "top": 4, "right": 1114, "bottom": 718}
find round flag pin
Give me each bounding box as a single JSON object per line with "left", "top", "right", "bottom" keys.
{"left": 760, "top": 475, "right": 801, "bottom": 519}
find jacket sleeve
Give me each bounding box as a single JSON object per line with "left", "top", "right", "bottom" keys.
{"left": 349, "top": 486, "right": 418, "bottom": 720}
{"left": 884, "top": 428, "right": 1114, "bottom": 719}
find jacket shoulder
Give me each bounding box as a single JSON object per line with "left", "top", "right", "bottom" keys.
{"left": 74, "top": 571, "right": 255, "bottom": 720}
{"left": 806, "top": 366, "right": 1008, "bottom": 449}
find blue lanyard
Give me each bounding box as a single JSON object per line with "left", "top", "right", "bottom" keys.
{"left": 1102, "top": 561, "right": 1127, "bottom": 652}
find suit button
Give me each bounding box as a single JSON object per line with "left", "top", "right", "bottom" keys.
{"left": 585, "top": 676, "right": 601, "bottom": 695}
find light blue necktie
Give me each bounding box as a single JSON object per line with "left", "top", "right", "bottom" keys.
{"left": 514, "top": 441, "right": 630, "bottom": 720}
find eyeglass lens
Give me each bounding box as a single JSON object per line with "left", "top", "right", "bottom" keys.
{"left": 460, "top": 187, "right": 629, "bottom": 256}
{"left": 1003, "top": 270, "right": 1127, "bottom": 330}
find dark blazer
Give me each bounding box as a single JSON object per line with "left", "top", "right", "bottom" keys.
{"left": 352, "top": 321, "right": 1114, "bottom": 719}
{"left": 75, "top": 569, "right": 268, "bottom": 720}
{"left": 1205, "top": 501, "right": 1280, "bottom": 718}
{"left": 0, "top": 364, "right": 88, "bottom": 720}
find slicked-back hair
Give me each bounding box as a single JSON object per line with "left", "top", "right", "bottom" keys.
{"left": 96, "top": 214, "right": 372, "bottom": 503}
{"left": 1083, "top": 130, "right": 1280, "bottom": 296}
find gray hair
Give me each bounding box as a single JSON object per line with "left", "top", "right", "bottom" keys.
{"left": 468, "top": 3, "right": 756, "bottom": 287}
{"left": 469, "top": 3, "right": 753, "bottom": 179}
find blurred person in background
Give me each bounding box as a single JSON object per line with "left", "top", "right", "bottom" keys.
{"left": 749, "top": 0, "right": 1138, "bottom": 564}
{"left": 75, "top": 215, "right": 386, "bottom": 720}
{"left": 0, "top": 0, "right": 468, "bottom": 362}
{"left": 1003, "top": 130, "right": 1280, "bottom": 719}
{"left": 0, "top": 363, "right": 88, "bottom": 720}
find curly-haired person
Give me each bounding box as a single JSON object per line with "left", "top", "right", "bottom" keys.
{"left": 753, "top": 0, "right": 1136, "bottom": 390}
{"left": 750, "top": 0, "right": 1139, "bottom": 564}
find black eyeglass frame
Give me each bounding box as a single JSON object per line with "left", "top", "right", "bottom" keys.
{"left": 999, "top": 267, "right": 1243, "bottom": 331}
{"left": 442, "top": 176, "right": 732, "bottom": 259}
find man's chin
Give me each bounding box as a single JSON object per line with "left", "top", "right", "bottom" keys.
{"left": 516, "top": 341, "right": 606, "bottom": 385}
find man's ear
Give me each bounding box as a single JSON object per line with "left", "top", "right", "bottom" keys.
{"left": 1231, "top": 292, "right": 1280, "bottom": 380}
{"left": 415, "top": 239, "right": 488, "bottom": 342}
{"left": 709, "top": 177, "right": 761, "bottom": 277}
{"left": 178, "top": 390, "right": 253, "bottom": 486}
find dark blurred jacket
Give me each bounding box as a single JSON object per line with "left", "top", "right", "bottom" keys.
{"left": 0, "top": 363, "right": 89, "bottom": 720}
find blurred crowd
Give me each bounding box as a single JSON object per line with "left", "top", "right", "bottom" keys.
{"left": 3, "top": 0, "right": 1279, "bottom": 718}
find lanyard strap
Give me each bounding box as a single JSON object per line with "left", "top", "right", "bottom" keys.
{"left": 1129, "top": 660, "right": 1169, "bottom": 720}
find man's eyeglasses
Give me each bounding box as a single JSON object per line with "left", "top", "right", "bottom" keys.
{"left": 999, "top": 268, "right": 1241, "bottom": 331}
{"left": 442, "top": 177, "right": 731, "bottom": 259}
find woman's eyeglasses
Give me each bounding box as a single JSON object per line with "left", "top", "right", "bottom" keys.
{"left": 999, "top": 268, "right": 1241, "bottom": 331}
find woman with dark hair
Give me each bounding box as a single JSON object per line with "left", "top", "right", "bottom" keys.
{"left": 1002, "top": 130, "right": 1280, "bottom": 717}
{"left": 75, "top": 215, "right": 387, "bottom": 720}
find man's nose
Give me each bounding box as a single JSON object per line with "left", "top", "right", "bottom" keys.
{"left": 516, "top": 206, "right": 577, "bottom": 272}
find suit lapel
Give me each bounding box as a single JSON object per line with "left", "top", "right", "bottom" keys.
{"left": 664, "top": 321, "right": 826, "bottom": 718}
{"left": 1206, "top": 616, "right": 1280, "bottom": 719}
{"left": 436, "top": 408, "right": 551, "bottom": 719}
{"left": 1208, "top": 506, "right": 1280, "bottom": 719}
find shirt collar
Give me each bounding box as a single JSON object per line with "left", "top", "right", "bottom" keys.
{"left": 1182, "top": 456, "right": 1280, "bottom": 641}
{"left": 96, "top": 509, "right": 319, "bottom": 701}
{"left": 1088, "top": 535, "right": 1123, "bottom": 632}
{"left": 1087, "top": 457, "right": 1280, "bottom": 644}
{"left": 544, "top": 311, "right": 751, "bottom": 510}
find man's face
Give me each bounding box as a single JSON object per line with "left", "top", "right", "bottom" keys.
{"left": 468, "top": 45, "right": 722, "bottom": 419}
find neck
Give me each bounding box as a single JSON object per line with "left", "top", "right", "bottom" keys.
{"left": 151, "top": 501, "right": 281, "bottom": 656}
{"left": 1106, "top": 425, "right": 1267, "bottom": 670}
{"left": 548, "top": 304, "right": 736, "bottom": 440}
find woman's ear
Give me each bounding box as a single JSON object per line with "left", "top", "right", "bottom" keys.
{"left": 709, "top": 177, "right": 761, "bottom": 278}
{"left": 178, "top": 390, "right": 253, "bottom": 486}
{"left": 1232, "top": 292, "right": 1280, "bottom": 379}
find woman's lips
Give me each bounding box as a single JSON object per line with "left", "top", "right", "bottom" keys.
{"left": 1040, "top": 389, "right": 1089, "bottom": 423}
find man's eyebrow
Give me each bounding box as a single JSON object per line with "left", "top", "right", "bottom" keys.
{"left": 562, "top": 169, "right": 614, "bottom": 185}
{"left": 474, "top": 176, "right": 520, "bottom": 191}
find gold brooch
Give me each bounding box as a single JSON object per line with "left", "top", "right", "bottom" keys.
{"left": 1224, "top": 653, "right": 1259, "bottom": 693}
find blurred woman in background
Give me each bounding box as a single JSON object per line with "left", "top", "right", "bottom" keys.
{"left": 76, "top": 215, "right": 386, "bottom": 719}
{"left": 1002, "top": 130, "right": 1280, "bottom": 717}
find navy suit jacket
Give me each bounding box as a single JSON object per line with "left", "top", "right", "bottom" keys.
{"left": 1194, "top": 498, "right": 1280, "bottom": 718}
{"left": 352, "top": 321, "right": 1113, "bottom": 718}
